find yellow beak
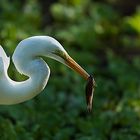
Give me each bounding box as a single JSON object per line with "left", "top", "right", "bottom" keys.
{"left": 65, "top": 55, "right": 90, "bottom": 80}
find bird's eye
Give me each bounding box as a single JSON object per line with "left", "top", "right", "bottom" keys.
{"left": 52, "top": 50, "right": 67, "bottom": 60}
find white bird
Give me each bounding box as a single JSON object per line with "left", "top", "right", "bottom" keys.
{"left": 0, "top": 36, "right": 94, "bottom": 107}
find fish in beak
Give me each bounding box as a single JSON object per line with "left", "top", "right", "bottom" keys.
{"left": 65, "top": 55, "right": 96, "bottom": 112}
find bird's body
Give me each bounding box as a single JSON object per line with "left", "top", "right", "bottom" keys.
{"left": 0, "top": 36, "right": 94, "bottom": 107}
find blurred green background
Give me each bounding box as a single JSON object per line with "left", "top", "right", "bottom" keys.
{"left": 0, "top": 0, "right": 140, "bottom": 139}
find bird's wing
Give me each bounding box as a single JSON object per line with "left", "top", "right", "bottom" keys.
{"left": 0, "top": 45, "right": 10, "bottom": 72}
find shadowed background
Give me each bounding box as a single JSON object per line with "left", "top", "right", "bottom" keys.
{"left": 0, "top": 0, "right": 140, "bottom": 139}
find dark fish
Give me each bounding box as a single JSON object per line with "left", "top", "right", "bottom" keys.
{"left": 85, "top": 75, "right": 96, "bottom": 112}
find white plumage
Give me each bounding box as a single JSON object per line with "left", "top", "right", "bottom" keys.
{"left": 0, "top": 36, "right": 89, "bottom": 105}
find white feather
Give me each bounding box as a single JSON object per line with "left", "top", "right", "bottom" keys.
{"left": 0, "top": 45, "right": 10, "bottom": 73}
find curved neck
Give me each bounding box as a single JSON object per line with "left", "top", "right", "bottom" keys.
{"left": 0, "top": 36, "right": 71, "bottom": 105}
{"left": 0, "top": 36, "right": 57, "bottom": 105}
{"left": 0, "top": 59, "right": 50, "bottom": 105}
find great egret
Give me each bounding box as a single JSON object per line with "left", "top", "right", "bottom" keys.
{"left": 0, "top": 36, "right": 95, "bottom": 111}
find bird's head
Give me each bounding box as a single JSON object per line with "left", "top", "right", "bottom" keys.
{"left": 26, "top": 36, "right": 89, "bottom": 80}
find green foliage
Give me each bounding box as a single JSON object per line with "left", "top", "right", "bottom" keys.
{"left": 125, "top": 8, "right": 140, "bottom": 34}
{"left": 0, "top": 0, "right": 140, "bottom": 139}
